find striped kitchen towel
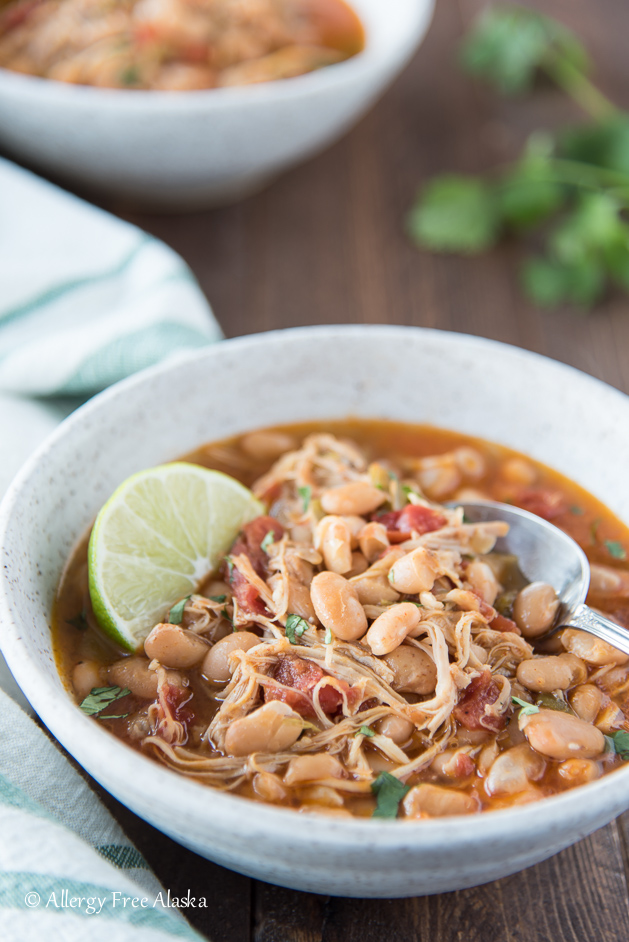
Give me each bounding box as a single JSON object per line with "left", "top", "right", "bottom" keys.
{"left": 0, "top": 686, "right": 206, "bottom": 941}
{"left": 0, "top": 157, "right": 222, "bottom": 397}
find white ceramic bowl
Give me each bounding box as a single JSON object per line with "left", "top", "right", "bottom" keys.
{"left": 0, "top": 0, "right": 433, "bottom": 209}
{"left": 2, "top": 325, "right": 629, "bottom": 898}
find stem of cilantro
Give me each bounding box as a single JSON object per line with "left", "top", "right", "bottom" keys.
{"left": 542, "top": 54, "right": 617, "bottom": 121}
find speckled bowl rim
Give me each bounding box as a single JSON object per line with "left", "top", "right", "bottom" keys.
{"left": 1, "top": 325, "right": 629, "bottom": 868}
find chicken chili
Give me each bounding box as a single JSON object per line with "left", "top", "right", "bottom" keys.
{"left": 53, "top": 421, "right": 629, "bottom": 819}
{"left": 0, "top": 0, "right": 363, "bottom": 90}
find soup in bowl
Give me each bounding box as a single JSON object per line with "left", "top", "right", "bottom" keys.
{"left": 1, "top": 325, "right": 629, "bottom": 896}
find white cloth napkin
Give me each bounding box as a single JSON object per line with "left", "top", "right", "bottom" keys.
{"left": 0, "top": 688, "right": 205, "bottom": 942}
{"left": 0, "top": 157, "right": 222, "bottom": 397}
{"left": 0, "top": 159, "right": 221, "bottom": 940}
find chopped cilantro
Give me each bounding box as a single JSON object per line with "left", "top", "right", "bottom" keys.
{"left": 120, "top": 65, "right": 140, "bottom": 86}
{"left": 605, "top": 540, "right": 627, "bottom": 560}
{"left": 570, "top": 505, "right": 585, "bottom": 515}
{"left": 371, "top": 771, "right": 411, "bottom": 819}
{"left": 590, "top": 518, "right": 601, "bottom": 545}
{"left": 512, "top": 695, "right": 540, "bottom": 716}
{"left": 224, "top": 556, "right": 234, "bottom": 577}
{"left": 260, "top": 531, "right": 275, "bottom": 554}
{"left": 324, "top": 627, "right": 333, "bottom": 644}
{"left": 606, "top": 730, "right": 629, "bottom": 760}
{"left": 168, "top": 595, "right": 191, "bottom": 625}
{"left": 358, "top": 725, "right": 375, "bottom": 738}
{"left": 68, "top": 610, "right": 88, "bottom": 631}
{"left": 285, "top": 613, "right": 309, "bottom": 644}
{"left": 80, "top": 686, "right": 130, "bottom": 717}
{"left": 535, "top": 693, "right": 572, "bottom": 714}
{"left": 210, "top": 594, "right": 227, "bottom": 603}
{"left": 298, "top": 485, "right": 311, "bottom": 513}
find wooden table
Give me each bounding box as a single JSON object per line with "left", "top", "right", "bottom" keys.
{"left": 107, "top": 0, "right": 629, "bottom": 937}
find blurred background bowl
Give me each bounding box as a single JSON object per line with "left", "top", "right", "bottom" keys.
{"left": 0, "top": 0, "right": 434, "bottom": 209}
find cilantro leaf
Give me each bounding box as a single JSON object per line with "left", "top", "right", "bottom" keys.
{"left": 512, "top": 695, "right": 540, "bottom": 716}
{"left": 371, "top": 771, "right": 410, "bottom": 819}
{"left": 535, "top": 693, "right": 572, "bottom": 714}
{"left": 498, "top": 142, "right": 564, "bottom": 229}
{"left": 609, "top": 730, "right": 629, "bottom": 760}
{"left": 168, "top": 595, "right": 191, "bottom": 625}
{"left": 571, "top": 505, "right": 585, "bottom": 515}
{"left": 210, "top": 594, "right": 227, "bottom": 603}
{"left": 358, "top": 725, "right": 375, "bottom": 738}
{"left": 80, "top": 686, "right": 131, "bottom": 717}
{"left": 298, "top": 485, "right": 312, "bottom": 513}
{"left": 324, "top": 627, "right": 333, "bottom": 645}
{"left": 604, "top": 540, "right": 627, "bottom": 560}
{"left": 522, "top": 258, "right": 573, "bottom": 307}
{"left": 560, "top": 115, "right": 629, "bottom": 176}
{"left": 407, "top": 176, "right": 499, "bottom": 254}
{"left": 285, "top": 613, "right": 309, "bottom": 644}
{"left": 68, "top": 610, "right": 88, "bottom": 631}
{"left": 261, "top": 531, "right": 275, "bottom": 554}
{"left": 461, "top": 6, "right": 588, "bottom": 96}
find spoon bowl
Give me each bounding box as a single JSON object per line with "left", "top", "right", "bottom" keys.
{"left": 458, "top": 499, "right": 629, "bottom": 656}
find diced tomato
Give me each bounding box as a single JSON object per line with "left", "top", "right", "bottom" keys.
{"left": 374, "top": 505, "right": 446, "bottom": 542}
{"left": 512, "top": 488, "right": 569, "bottom": 521}
{"left": 453, "top": 670, "right": 506, "bottom": 732}
{"left": 468, "top": 590, "right": 520, "bottom": 635}
{"left": 490, "top": 612, "right": 520, "bottom": 633}
{"left": 264, "top": 654, "right": 349, "bottom": 718}
{"left": 162, "top": 682, "right": 193, "bottom": 728}
{"left": 223, "top": 515, "right": 284, "bottom": 617}
{"left": 0, "top": 0, "right": 41, "bottom": 31}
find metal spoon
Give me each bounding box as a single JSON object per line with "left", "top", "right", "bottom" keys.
{"left": 457, "top": 498, "right": 629, "bottom": 656}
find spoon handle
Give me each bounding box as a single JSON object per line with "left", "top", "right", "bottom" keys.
{"left": 565, "top": 603, "right": 629, "bottom": 657}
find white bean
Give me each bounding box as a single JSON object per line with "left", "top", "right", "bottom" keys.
{"left": 108, "top": 657, "right": 181, "bottom": 700}
{"left": 403, "top": 783, "right": 479, "bottom": 818}
{"left": 569, "top": 683, "right": 603, "bottom": 724}
{"left": 364, "top": 603, "right": 421, "bottom": 655}
{"left": 382, "top": 644, "right": 437, "bottom": 694}
{"left": 202, "top": 632, "right": 261, "bottom": 683}
{"left": 388, "top": 547, "right": 440, "bottom": 595}
{"left": 240, "top": 430, "right": 296, "bottom": 461}
{"left": 485, "top": 743, "right": 546, "bottom": 796}
{"left": 465, "top": 559, "right": 500, "bottom": 606}
{"left": 224, "top": 701, "right": 303, "bottom": 756}
{"left": 283, "top": 753, "right": 344, "bottom": 785}
{"left": 374, "top": 715, "right": 415, "bottom": 745}
{"left": 359, "top": 522, "right": 390, "bottom": 562}
{"left": 516, "top": 653, "right": 587, "bottom": 693}
{"left": 310, "top": 571, "right": 368, "bottom": 641}
{"left": 72, "top": 660, "right": 104, "bottom": 701}
{"left": 561, "top": 627, "right": 629, "bottom": 666}
{"left": 513, "top": 582, "right": 560, "bottom": 638}
{"left": 320, "top": 481, "right": 386, "bottom": 516}
{"left": 316, "top": 516, "right": 353, "bottom": 575}
{"left": 520, "top": 708, "right": 605, "bottom": 760}
{"left": 144, "top": 623, "right": 208, "bottom": 669}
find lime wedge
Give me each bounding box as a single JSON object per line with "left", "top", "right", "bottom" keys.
{"left": 88, "top": 462, "right": 264, "bottom": 651}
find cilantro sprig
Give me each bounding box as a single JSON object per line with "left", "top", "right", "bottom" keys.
{"left": 604, "top": 730, "right": 629, "bottom": 760}
{"left": 79, "top": 685, "right": 131, "bottom": 720}
{"left": 512, "top": 695, "right": 540, "bottom": 716}
{"left": 408, "top": 4, "right": 629, "bottom": 310}
{"left": 371, "top": 771, "right": 410, "bottom": 819}
{"left": 168, "top": 595, "right": 191, "bottom": 625}
{"left": 285, "top": 613, "right": 309, "bottom": 644}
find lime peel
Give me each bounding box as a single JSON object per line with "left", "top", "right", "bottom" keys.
{"left": 88, "top": 462, "right": 264, "bottom": 651}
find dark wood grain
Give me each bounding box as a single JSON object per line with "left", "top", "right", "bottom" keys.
{"left": 108, "top": 0, "right": 629, "bottom": 938}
